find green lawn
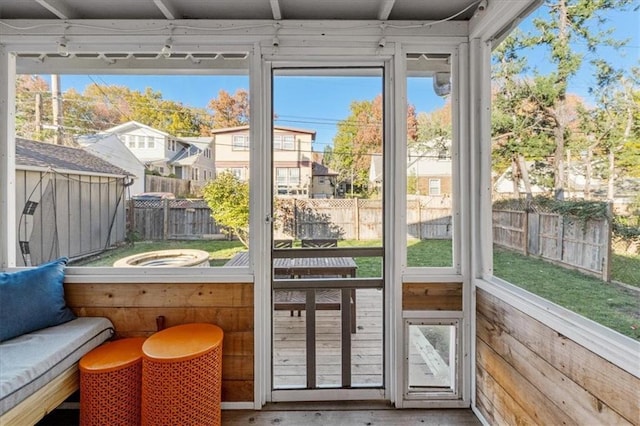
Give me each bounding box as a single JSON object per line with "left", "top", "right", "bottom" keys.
{"left": 611, "top": 251, "right": 640, "bottom": 287}
{"left": 494, "top": 247, "right": 639, "bottom": 340}
{"left": 76, "top": 238, "right": 639, "bottom": 340}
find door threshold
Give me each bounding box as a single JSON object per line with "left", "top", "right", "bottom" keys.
{"left": 263, "top": 400, "right": 394, "bottom": 411}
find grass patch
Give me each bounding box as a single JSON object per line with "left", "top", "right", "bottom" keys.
{"left": 494, "top": 247, "right": 640, "bottom": 340}
{"left": 338, "top": 239, "right": 453, "bottom": 277}
{"left": 73, "top": 240, "right": 245, "bottom": 267}
{"left": 611, "top": 252, "right": 640, "bottom": 287}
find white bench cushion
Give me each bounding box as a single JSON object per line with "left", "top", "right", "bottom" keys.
{"left": 0, "top": 317, "right": 114, "bottom": 414}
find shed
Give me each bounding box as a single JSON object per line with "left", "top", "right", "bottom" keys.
{"left": 15, "top": 138, "right": 131, "bottom": 266}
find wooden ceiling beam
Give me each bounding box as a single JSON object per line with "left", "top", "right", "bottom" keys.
{"left": 34, "top": 0, "right": 76, "bottom": 19}
{"left": 270, "top": 0, "right": 282, "bottom": 20}
{"left": 377, "top": 0, "right": 396, "bottom": 20}
{"left": 152, "top": 0, "right": 180, "bottom": 19}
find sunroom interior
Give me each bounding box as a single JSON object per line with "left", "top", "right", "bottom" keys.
{"left": 1, "top": 0, "right": 638, "bottom": 425}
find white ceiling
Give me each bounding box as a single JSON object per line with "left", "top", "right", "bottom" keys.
{"left": 0, "top": 0, "right": 480, "bottom": 22}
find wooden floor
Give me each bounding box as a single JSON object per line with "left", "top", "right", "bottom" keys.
{"left": 224, "top": 404, "right": 481, "bottom": 425}
{"left": 38, "top": 405, "right": 481, "bottom": 425}
{"left": 273, "top": 288, "right": 385, "bottom": 388}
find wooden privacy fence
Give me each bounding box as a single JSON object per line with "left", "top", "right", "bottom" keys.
{"left": 129, "top": 199, "right": 221, "bottom": 240}
{"left": 274, "top": 198, "right": 452, "bottom": 240}
{"left": 492, "top": 209, "right": 612, "bottom": 281}
{"left": 145, "top": 176, "right": 205, "bottom": 198}
{"left": 129, "top": 197, "right": 453, "bottom": 242}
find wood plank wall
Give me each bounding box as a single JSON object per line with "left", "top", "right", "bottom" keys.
{"left": 476, "top": 289, "right": 639, "bottom": 425}
{"left": 403, "top": 283, "right": 462, "bottom": 311}
{"left": 64, "top": 282, "right": 254, "bottom": 402}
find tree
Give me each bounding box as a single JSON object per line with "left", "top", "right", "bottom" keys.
{"left": 330, "top": 94, "right": 418, "bottom": 195}
{"left": 519, "top": 0, "right": 635, "bottom": 199}
{"left": 201, "top": 171, "right": 250, "bottom": 247}
{"left": 578, "top": 66, "right": 640, "bottom": 200}
{"left": 206, "top": 89, "right": 249, "bottom": 130}
{"left": 492, "top": 34, "right": 561, "bottom": 197}
{"left": 15, "top": 75, "right": 54, "bottom": 141}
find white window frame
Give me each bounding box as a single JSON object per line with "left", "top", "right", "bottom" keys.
{"left": 230, "top": 167, "right": 244, "bottom": 180}
{"left": 282, "top": 135, "right": 294, "bottom": 150}
{"left": 233, "top": 134, "right": 250, "bottom": 150}
{"left": 428, "top": 178, "right": 441, "bottom": 195}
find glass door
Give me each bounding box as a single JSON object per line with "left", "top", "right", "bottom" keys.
{"left": 270, "top": 68, "right": 385, "bottom": 400}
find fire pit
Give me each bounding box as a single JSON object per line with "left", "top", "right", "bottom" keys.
{"left": 113, "top": 249, "right": 210, "bottom": 268}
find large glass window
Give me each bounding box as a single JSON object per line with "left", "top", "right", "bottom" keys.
{"left": 405, "top": 54, "right": 454, "bottom": 268}
{"left": 14, "top": 71, "right": 249, "bottom": 268}
{"left": 490, "top": 33, "right": 639, "bottom": 341}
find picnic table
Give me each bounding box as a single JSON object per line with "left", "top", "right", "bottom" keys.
{"left": 224, "top": 251, "right": 357, "bottom": 278}
{"left": 225, "top": 251, "right": 358, "bottom": 332}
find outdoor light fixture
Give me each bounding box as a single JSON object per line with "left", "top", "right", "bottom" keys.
{"left": 433, "top": 72, "right": 451, "bottom": 97}
{"left": 57, "top": 37, "right": 69, "bottom": 57}
{"left": 476, "top": 0, "right": 488, "bottom": 13}
{"left": 160, "top": 38, "right": 172, "bottom": 58}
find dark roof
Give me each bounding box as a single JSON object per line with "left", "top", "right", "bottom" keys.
{"left": 15, "top": 138, "right": 130, "bottom": 176}
{"left": 312, "top": 162, "right": 338, "bottom": 176}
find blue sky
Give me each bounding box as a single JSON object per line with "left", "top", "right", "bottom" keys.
{"left": 58, "top": 4, "right": 638, "bottom": 149}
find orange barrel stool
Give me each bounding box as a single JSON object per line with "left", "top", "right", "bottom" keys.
{"left": 141, "top": 323, "right": 224, "bottom": 426}
{"left": 79, "top": 337, "right": 146, "bottom": 426}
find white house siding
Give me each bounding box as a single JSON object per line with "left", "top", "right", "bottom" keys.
{"left": 79, "top": 134, "right": 146, "bottom": 197}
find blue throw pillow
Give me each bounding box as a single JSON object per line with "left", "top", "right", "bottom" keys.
{"left": 0, "top": 257, "right": 76, "bottom": 342}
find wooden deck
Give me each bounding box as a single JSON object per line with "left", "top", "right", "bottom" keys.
{"left": 273, "top": 288, "right": 384, "bottom": 388}
{"left": 224, "top": 405, "right": 481, "bottom": 425}
{"left": 273, "top": 287, "right": 451, "bottom": 389}
{"left": 38, "top": 405, "right": 481, "bottom": 425}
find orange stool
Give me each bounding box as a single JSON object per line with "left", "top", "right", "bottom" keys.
{"left": 79, "top": 337, "right": 146, "bottom": 426}
{"left": 141, "top": 323, "right": 224, "bottom": 426}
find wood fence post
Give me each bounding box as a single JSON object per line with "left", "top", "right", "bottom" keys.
{"left": 293, "top": 199, "right": 298, "bottom": 240}
{"left": 127, "top": 199, "right": 135, "bottom": 238}
{"left": 602, "top": 202, "right": 613, "bottom": 282}
{"left": 523, "top": 210, "right": 528, "bottom": 256}
{"left": 163, "top": 198, "right": 169, "bottom": 240}
{"left": 354, "top": 198, "right": 360, "bottom": 240}
{"left": 557, "top": 214, "right": 565, "bottom": 262}
{"left": 417, "top": 200, "right": 422, "bottom": 240}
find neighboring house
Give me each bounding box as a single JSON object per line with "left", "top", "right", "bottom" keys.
{"left": 77, "top": 133, "right": 146, "bottom": 197}
{"left": 15, "top": 138, "right": 131, "bottom": 266}
{"left": 209, "top": 125, "right": 316, "bottom": 196}
{"left": 96, "top": 121, "right": 216, "bottom": 182}
{"left": 493, "top": 167, "right": 546, "bottom": 197}
{"left": 495, "top": 163, "right": 640, "bottom": 211}
{"left": 369, "top": 142, "right": 453, "bottom": 196}
{"left": 310, "top": 162, "right": 339, "bottom": 199}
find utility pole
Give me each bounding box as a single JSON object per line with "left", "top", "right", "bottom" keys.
{"left": 51, "top": 74, "right": 63, "bottom": 145}
{"left": 34, "top": 93, "right": 42, "bottom": 135}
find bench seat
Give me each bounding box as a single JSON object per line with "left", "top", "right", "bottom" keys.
{"left": 0, "top": 317, "right": 114, "bottom": 423}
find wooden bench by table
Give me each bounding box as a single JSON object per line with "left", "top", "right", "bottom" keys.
{"left": 225, "top": 252, "right": 358, "bottom": 332}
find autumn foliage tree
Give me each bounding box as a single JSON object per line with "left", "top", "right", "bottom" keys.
{"left": 205, "top": 89, "right": 250, "bottom": 130}
{"left": 330, "top": 94, "right": 418, "bottom": 195}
